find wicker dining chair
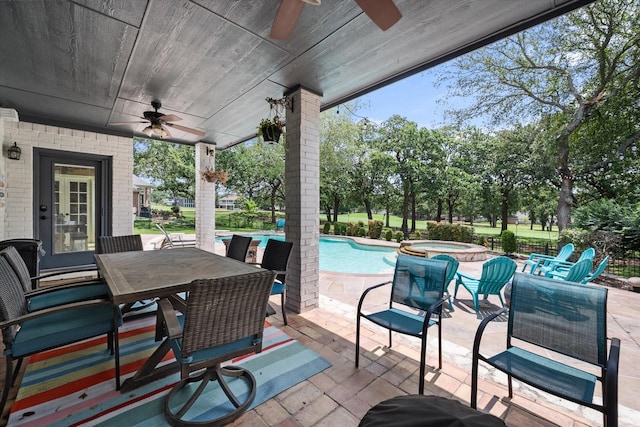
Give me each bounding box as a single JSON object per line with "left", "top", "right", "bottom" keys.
{"left": 159, "top": 270, "right": 276, "bottom": 426}
{"left": 97, "top": 235, "right": 156, "bottom": 315}
{"left": 0, "top": 256, "right": 122, "bottom": 411}
{"left": 225, "top": 234, "right": 252, "bottom": 262}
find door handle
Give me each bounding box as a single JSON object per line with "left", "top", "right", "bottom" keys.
{"left": 40, "top": 215, "right": 49, "bottom": 220}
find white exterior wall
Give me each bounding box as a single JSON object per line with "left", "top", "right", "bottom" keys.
{"left": 0, "top": 120, "right": 133, "bottom": 240}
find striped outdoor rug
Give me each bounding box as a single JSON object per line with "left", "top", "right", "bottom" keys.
{"left": 8, "top": 316, "right": 330, "bottom": 426}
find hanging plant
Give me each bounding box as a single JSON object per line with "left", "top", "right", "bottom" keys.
{"left": 258, "top": 115, "right": 284, "bottom": 143}
{"left": 200, "top": 166, "right": 228, "bottom": 184}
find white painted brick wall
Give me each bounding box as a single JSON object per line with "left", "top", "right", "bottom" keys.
{"left": 1, "top": 120, "right": 133, "bottom": 240}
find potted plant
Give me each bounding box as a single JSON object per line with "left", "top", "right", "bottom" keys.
{"left": 200, "top": 166, "right": 228, "bottom": 184}
{"left": 258, "top": 116, "right": 284, "bottom": 143}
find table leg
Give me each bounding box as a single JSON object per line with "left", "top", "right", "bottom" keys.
{"left": 120, "top": 338, "right": 179, "bottom": 392}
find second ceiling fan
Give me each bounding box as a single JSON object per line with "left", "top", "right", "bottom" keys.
{"left": 270, "top": 0, "right": 402, "bottom": 40}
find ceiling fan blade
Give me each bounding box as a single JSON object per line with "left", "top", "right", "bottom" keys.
{"left": 166, "top": 122, "right": 206, "bottom": 137}
{"left": 109, "top": 120, "right": 149, "bottom": 125}
{"left": 354, "top": 0, "right": 401, "bottom": 31}
{"left": 269, "top": 0, "right": 304, "bottom": 40}
{"left": 159, "top": 114, "right": 182, "bottom": 122}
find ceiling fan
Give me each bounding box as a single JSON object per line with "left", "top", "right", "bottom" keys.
{"left": 269, "top": 0, "right": 402, "bottom": 40}
{"left": 109, "top": 101, "right": 205, "bottom": 139}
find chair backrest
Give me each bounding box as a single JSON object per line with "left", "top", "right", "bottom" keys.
{"left": 155, "top": 223, "right": 174, "bottom": 248}
{"left": 179, "top": 270, "right": 276, "bottom": 362}
{"left": 583, "top": 255, "right": 610, "bottom": 284}
{"left": 226, "top": 235, "right": 252, "bottom": 262}
{"left": 563, "top": 258, "right": 593, "bottom": 282}
{"left": 390, "top": 254, "right": 448, "bottom": 313}
{"left": 576, "top": 247, "right": 596, "bottom": 262}
{"left": 477, "top": 256, "right": 517, "bottom": 295}
{"left": 0, "top": 246, "right": 34, "bottom": 293}
{"left": 431, "top": 254, "right": 459, "bottom": 285}
{"left": 260, "top": 239, "right": 293, "bottom": 283}
{"left": 96, "top": 235, "right": 144, "bottom": 254}
{"left": 0, "top": 239, "right": 43, "bottom": 290}
{"left": 508, "top": 272, "right": 607, "bottom": 367}
{"left": 0, "top": 256, "right": 28, "bottom": 343}
{"left": 556, "top": 243, "right": 575, "bottom": 262}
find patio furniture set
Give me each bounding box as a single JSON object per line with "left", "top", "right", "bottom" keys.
{"left": 0, "top": 237, "right": 621, "bottom": 426}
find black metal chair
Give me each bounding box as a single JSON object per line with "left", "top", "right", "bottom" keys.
{"left": 158, "top": 270, "right": 276, "bottom": 426}
{"left": 255, "top": 239, "right": 293, "bottom": 325}
{"left": 225, "top": 234, "right": 252, "bottom": 262}
{"left": 355, "top": 254, "right": 449, "bottom": 394}
{"left": 471, "top": 273, "right": 620, "bottom": 427}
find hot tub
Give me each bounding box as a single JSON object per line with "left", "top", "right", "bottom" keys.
{"left": 398, "top": 240, "right": 487, "bottom": 262}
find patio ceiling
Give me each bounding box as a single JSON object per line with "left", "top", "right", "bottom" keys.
{"left": 0, "top": 0, "right": 593, "bottom": 150}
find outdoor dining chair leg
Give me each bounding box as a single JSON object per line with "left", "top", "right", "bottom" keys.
{"left": 419, "top": 336, "right": 427, "bottom": 394}
{"left": 280, "top": 292, "right": 288, "bottom": 325}
{"left": 355, "top": 315, "right": 361, "bottom": 368}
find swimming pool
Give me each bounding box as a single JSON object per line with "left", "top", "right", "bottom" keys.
{"left": 216, "top": 235, "right": 397, "bottom": 274}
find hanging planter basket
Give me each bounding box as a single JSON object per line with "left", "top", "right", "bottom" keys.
{"left": 200, "top": 167, "right": 228, "bottom": 184}
{"left": 261, "top": 123, "right": 282, "bottom": 142}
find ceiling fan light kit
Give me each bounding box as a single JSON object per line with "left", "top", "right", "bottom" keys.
{"left": 109, "top": 100, "right": 205, "bottom": 139}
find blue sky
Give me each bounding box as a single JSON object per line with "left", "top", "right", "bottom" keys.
{"left": 355, "top": 69, "right": 447, "bottom": 128}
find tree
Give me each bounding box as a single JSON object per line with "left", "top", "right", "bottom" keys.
{"left": 440, "top": 0, "right": 640, "bottom": 231}
{"left": 134, "top": 138, "right": 195, "bottom": 205}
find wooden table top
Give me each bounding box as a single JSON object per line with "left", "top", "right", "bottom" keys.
{"left": 95, "top": 247, "right": 264, "bottom": 305}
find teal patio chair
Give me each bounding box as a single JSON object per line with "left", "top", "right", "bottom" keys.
{"left": 471, "top": 273, "right": 620, "bottom": 427}
{"left": 545, "top": 258, "right": 593, "bottom": 282}
{"left": 583, "top": 256, "right": 610, "bottom": 284}
{"left": 356, "top": 255, "right": 449, "bottom": 394}
{"left": 539, "top": 247, "right": 596, "bottom": 277}
{"left": 521, "top": 243, "right": 574, "bottom": 275}
{"left": 0, "top": 255, "right": 121, "bottom": 411}
{"left": 431, "top": 254, "right": 459, "bottom": 311}
{"left": 454, "top": 256, "right": 517, "bottom": 313}
{"left": 252, "top": 239, "right": 294, "bottom": 325}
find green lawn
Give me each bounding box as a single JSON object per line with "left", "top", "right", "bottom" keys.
{"left": 135, "top": 208, "right": 558, "bottom": 242}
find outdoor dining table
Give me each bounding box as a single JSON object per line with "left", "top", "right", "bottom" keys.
{"left": 95, "top": 247, "right": 268, "bottom": 392}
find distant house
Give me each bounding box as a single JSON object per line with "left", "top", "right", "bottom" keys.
{"left": 217, "top": 194, "right": 239, "bottom": 210}
{"left": 133, "top": 175, "right": 153, "bottom": 215}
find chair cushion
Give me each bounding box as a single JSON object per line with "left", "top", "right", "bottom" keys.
{"left": 363, "top": 308, "right": 435, "bottom": 336}
{"left": 487, "top": 347, "right": 597, "bottom": 404}
{"left": 10, "top": 304, "right": 118, "bottom": 357}
{"left": 28, "top": 283, "right": 109, "bottom": 311}
{"left": 169, "top": 315, "right": 262, "bottom": 364}
{"left": 270, "top": 280, "right": 285, "bottom": 295}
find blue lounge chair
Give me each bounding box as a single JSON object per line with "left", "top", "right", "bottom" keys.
{"left": 454, "top": 256, "right": 517, "bottom": 313}
{"left": 582, "top": 255, "right": 610, "bottom": 284}
{"left": 539, "top": 247, "right": 595, "bottom": 277}
{"left": 431, "top": 254, "right": 459, "bottom": 311}
{"left": 521, "top": 243, "right": 574, "bottom": 275}
{"left": 545, "top": 258, "right": 593, "bottom": 283}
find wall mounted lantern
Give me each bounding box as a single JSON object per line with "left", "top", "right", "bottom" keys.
{"left": 7, "top": 142, "right": 21, "bottom": 160}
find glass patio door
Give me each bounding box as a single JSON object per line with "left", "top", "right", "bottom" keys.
{"left": 36, "top": 150, "right": 110, "bottom": 269}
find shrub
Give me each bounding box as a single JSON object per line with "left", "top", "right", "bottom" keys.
{"left": 415, "top": 231, "right": 421, "bottom": 239}
{"left": 368, "top": 220, "right": 383, "bottom": 239}
{"left": 425, "top": 221, "right": 473, "bottom": 242}
{"left": 357, "top": 227, "right": 366, "bottom": 237}
{"left": 502, "top": 230, "right": 516, "bottom": 254}
{"left": 385, "top": 229, "right": 393, "bottom": 241}
{"left": 323, "top": 222, "right": 331, "bottom": 234}
{"left": 395, "top": 231, "right": 404, "bottom": 243}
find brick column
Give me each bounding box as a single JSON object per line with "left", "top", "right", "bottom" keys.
{"left": 284, "top": 86, "right": 321, "bottom": 313}
{"left": 195, "top": 143, "right": 216, "bottom": 253}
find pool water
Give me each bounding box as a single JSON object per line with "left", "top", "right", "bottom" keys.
{"left": 216, "top": 235, "right": 397, "bottom": 274}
